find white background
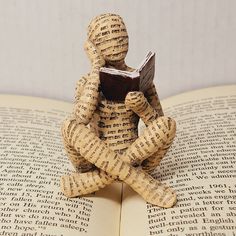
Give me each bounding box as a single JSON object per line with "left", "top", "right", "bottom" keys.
{"left": 0, "top": 0, "right": 235, "bottom": 102}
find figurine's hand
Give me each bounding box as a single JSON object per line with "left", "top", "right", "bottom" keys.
{"left": 84, "top": 40, "right": 105, "bottom": 74}
{"left": 125, "top": 91, "right": 159, "bottom": 126}
{"left": 125, "top": 91, "right": 147, "bottom": 112}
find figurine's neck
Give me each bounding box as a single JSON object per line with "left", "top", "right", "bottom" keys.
{"left": 106, "top": 60, "right": 127, "bottom": 71}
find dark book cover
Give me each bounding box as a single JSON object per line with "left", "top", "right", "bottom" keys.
{"left": 99, "top": 52, "right": 155, "bottom": 101}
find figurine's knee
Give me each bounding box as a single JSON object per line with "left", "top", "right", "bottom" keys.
{"left": 165, "top": 117, "right": 176, "bottom": 142}
{"left": 62, "top": 120, "right": 101, "bottom": 154}
{"left": 154, "top": 116, "right": 176, "bottom": 142}
{"left": 61, "top": 117, "right": 74, "bottom": 144}
{"left": 61, "top": 118, "right": 94, "bottom": 172}
{"left": 61, "top": 117, "right": 85, "bottom": 145}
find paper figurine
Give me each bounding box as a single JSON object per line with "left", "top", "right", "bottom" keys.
{"left": 60, "top": 13, "right": 177, "bottom": 208}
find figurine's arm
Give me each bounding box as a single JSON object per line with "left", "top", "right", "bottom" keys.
{"left": 73, "top": 75, "right": 88, "bottom": 116}
{"left": 144, "top": 83, "right": 164, "bottom": 117}
{"left": 73, "top": 40, "right": 105, "bottom": 125}
{"left": 74, "top": 76, "right": 87, "bottom": 102}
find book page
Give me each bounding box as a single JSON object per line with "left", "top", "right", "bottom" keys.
{"left": 138, "top": 52, "right": 155, "bottom": 93}
{"left": 120, "top": 85, "right": 236, "bottom": 236}
{"left": 0, "top": 95, "right": 121, "bottom": 236}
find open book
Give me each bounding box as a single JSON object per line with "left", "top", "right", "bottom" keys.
{"left": 99, "top": 51, "right": 155, "bottom": 101}
{"left": 0, "top": 85, "right": 235, "bottom": 236}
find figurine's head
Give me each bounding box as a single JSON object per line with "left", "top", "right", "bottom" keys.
{"left": 87, "top": 13, "right": 129, "bottom": 64}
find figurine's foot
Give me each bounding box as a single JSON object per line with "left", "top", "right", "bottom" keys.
{"left": 60, "top": 175, "right": 73, "bottom": 197}
{"left": 149, "top": 184, "right": 177, "bottom": 208}
{"left": 60, "top": 174, "right": 85, "bottom": 198}
{"left": 135, "top": 181, "right": 176, "bottom": 208}
{"left": 60, "top": 170, "right": 115, "bottom": 198}
{"left": 123, "top": 169, "right": 177, "bottom": 208}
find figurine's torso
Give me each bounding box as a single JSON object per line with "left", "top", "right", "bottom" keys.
{"left": 91, "top": 96, "right": 139, "bottom": 154}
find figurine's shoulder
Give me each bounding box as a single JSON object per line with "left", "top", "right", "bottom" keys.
{"left": 76, "top": 72, "right": 101, "bottom": 89}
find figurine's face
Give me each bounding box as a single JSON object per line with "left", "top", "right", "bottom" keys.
{"left": 96, "top": 34, "right": 129, "bottom": 63}
{"left": 88, "top": 14, "right": 129, "bottom": 63}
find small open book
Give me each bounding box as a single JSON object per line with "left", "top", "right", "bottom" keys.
{"left": 99, "top": 51, "right": 155, "bottom": 101}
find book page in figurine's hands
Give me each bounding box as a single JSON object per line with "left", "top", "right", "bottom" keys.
{"left": 136, "top": 51, "right": 154, "bottom": 72}
{"left": 138, "top": 52, "right": 155, "bottom": 93}
{"left": 0, "top": 95, "right": 121, "bottom": 236}
{"left": 120, "top": 85, "right": 236, "bottom": 236}
{"left": 100, "top": 67, "right": 139, "bottom": 78}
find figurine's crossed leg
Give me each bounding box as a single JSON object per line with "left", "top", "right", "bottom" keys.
{"left": 61, "top": 93, "right": 176, "bottom": 208}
